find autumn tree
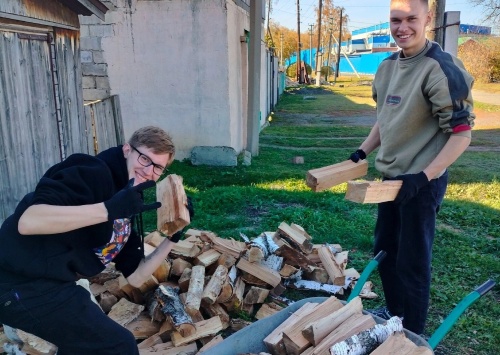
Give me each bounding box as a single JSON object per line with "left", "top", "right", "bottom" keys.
{"left": 266, "top": 20, "right": 299, "bottom": 66}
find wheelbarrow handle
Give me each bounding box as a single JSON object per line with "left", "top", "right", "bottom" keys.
{"left": 347, "top": 250, "right": 387, "bottom": 302}
{"left": 428, "top": 279, "right": 496, "bottom": 350}
{"left": 476, "top": 279, "right": 496, "bottom": 296}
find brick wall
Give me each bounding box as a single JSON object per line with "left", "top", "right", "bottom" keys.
{"left": 78, "top": 0, "right": 117, "bottom": 102}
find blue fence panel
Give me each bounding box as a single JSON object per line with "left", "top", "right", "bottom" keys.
{"left": 339, "top": 52, "right": 394, "bottom": 75}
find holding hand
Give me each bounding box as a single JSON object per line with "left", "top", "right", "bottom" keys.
{"left": 349, "top": 149, "right": 366, "bottom": 163}
{"left": 394, "top": 172, "right": 429, "bottom": 205}
{"left": 104, "top": 179, "right": 161, "bottom": 220}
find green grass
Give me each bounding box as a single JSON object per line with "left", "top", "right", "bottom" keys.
{"left": 275, "top": 85, "right": 375, "bottom": 114}
{"left": 475, "top": 102, "right": 500, "bottom": 112}
{"left": 142, "top": 85, "right": 499, "bottom": 354}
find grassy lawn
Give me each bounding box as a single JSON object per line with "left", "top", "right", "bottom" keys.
{"left": 143, "top": 80, "right": 499, "bottom": 354}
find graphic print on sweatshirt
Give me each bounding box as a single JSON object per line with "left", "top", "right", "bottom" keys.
{"left": 93, "top": 218, "right": 131, "bottom": 265}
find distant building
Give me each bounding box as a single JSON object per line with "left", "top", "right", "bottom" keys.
{"left": 345, "top": 22, "right": 396, "bottom": 53}
{"left": 287, "top": 21, "right": 493, "bottom": 76}
{"left": 459, "top": 24, "right": 492, "bottom": 35}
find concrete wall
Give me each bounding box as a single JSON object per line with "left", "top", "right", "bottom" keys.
{"left": 79, "top": 0, "right": 255, "bottom": 160}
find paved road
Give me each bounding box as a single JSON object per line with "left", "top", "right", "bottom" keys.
{"left": 472, "top": 89, "right": 499, "bottom": 105}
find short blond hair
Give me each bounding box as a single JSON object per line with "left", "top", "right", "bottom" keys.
{"left": 128, "top": 126, "right": 175, "bottom": 157}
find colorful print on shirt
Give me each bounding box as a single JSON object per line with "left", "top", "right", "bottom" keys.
{"left": 93, "top": 218, "right": 131, "bottom": 265}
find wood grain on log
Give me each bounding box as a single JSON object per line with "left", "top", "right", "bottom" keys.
{"left": 345, "top": 180, "right": 403, "bottom": 204}
{"left": 156, "top": 174, "right": 190, "bottom": 236}
{"left": 306, "top": 160, "right": 368, "bottom": 192}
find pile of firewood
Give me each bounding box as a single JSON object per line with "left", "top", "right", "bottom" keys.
{"left": 87, "top": 222, "right": 373, "bottom": 354}
{"left": 1, "top": 222, "right": 377, "bottom": 355}
{"left": 262, "top": 295, "right": 432, "bottom": 355}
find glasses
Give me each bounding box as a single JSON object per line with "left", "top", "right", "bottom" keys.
{"left": 130, "top": 145, "right": 167, "bottom": 176}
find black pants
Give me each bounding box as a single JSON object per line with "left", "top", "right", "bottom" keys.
{"left": 0, "top": 282, "right": 138, "bottom": 355}
{"left": 374, "top": 171, "right": 448, "bottom": 334}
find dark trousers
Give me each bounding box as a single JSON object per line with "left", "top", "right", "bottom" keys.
{"left": 0, "top": 282, "right": 139, "bottom": 355}
{"left": 374, "top": 171, "right": 448, "bottom": 334}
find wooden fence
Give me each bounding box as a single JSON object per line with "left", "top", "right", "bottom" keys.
{"left": 84, "top": 95, "right": 125, "bottom": 155}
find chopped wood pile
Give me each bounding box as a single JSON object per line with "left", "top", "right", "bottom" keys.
{"left": 262, "top": 296, "right": 432, "bottom": 355}
{"left": 1, "top": 222, "right": 378, "bottom": 355}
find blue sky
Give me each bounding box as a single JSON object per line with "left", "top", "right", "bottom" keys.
{"left": 270, "top": 0, "right": 493, "bottom": 32}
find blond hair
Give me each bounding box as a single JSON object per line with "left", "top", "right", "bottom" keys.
{"left": 128, "top": 126, "right": 175, "bottom": 158}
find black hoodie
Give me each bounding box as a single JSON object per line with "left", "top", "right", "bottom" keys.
{"left": 0, "top": 146, "right": 143, "bottom": 290}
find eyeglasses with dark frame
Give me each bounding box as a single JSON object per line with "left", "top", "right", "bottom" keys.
{"left": 130, "top": 145, "right": 167, "bottom": 176}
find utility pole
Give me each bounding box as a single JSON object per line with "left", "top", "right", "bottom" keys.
{"left": 309, "top": 24, "right": 313, "bottom": 69}
{"left": 335, "top": 8, "right": 343, "bottom": 79}
{"left": 280, "top": 33, "right": 284, "bottom": 67}
{"left": 325, "top": 17, "right": 333, "bottom": 82}
{"left": 428, "top": 0, "right": 446, "bottom": 48}
{"left": 315, "top": 0, "right": 323, "bottom": 87}
{"left": 296, "top": 0, "right": 302, "bottom": 83}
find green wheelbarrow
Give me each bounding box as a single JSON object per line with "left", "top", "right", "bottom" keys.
{"left": 201, "top": 251, "right": 496, "bottom": 354}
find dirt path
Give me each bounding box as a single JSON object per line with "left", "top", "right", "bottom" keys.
{"left": 472, "top": 89, "right": 500, "bottom": 106}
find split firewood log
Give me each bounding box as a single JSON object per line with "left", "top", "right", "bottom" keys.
{"left": 369, "top": 332, "right": 433, "bottom": 355}
{"left": 107, "top": 298, "right": 145, "bottom": 326}
{"left": 345, "top": 180, "right": 403, "bottom": 204}
{"left": 263, "top": 302, "right": 318, "bottom": 355}
{"left": 202, "top": 264, "right": 228, "bottom": 304}
{"left": 281, "top": 296, "right": 344, "bottom": 355}
{"left": 276, "top": 222, "right": 313, "bottom": 254}
{"left": 156, "top": 174, "right": 190, "bottom": 236}
{"left": 184, "top": 265, "right": 205, "bottom": 311}
{"left": 310, "top": 313, "right": 376, "bottom": 355}
{"left": 154, "top": 284, "right": 195, "bottom": 337}
{"left": 170, "top": 316, "right": 223, "bottom": 347}
{"left": 302, "top": 296, "right": 363, "bottom": 346}
{"left": 306, "top": 160, "right": 368, "bottom": 192}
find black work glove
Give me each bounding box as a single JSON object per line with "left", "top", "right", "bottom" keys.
{"left": 349, "top": 149, "right": 367, "bottom": 163}
{"left": 170, "top": 230, "right": 183, "bottom": 243}
{"left": 104, "top": 178, "right": 161, "bottom": 220}
{"left": 394, "top": 172, "right": 429, "bottom": 205}
{"left": 186, "top": 196, "right": 194, "bottom": 219}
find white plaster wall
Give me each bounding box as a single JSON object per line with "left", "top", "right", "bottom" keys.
{"left": 101, "top": 0, "right": 234, "bottom": 160}
{"left": 226, "top": 2, "right": 249, "bottom": 151}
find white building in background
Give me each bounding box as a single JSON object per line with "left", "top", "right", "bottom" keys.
{"left": 80, "top": 0, "right": 278, "bottom": 161}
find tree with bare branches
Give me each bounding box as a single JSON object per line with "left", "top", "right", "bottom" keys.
{"left": 470, "top": 0, "right": 500, "bottom": 23}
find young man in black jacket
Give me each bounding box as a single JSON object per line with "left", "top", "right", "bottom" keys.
{"left": 0, "top": 126, "right": 186, "bottom": 354}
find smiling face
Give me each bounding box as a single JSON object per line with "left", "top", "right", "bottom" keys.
{"left": 390, "top": 0, "right": 431, "bottom": 57}
{"left": 123, "top": 143, "right": 172, "bottom": 185}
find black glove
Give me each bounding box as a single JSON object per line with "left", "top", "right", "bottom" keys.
{"left": 104, "top": 178, "right": 161, "bottom": 220}
{"left": 186, "top": 196, "right": 194, "bottom": 219}
{"left": 394, "top": 172, "right": 429, "bottom": 205}
{"left": 170, "top": 230, "right": 183, "bottom": 243}
{"left": 349, "top": 149, "right": 367, "bottom": 163}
